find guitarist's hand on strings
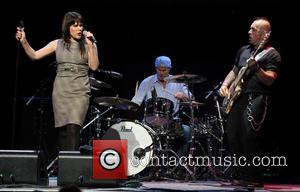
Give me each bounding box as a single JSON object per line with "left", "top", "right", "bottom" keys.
{"left": 218, "top": 67, "right": 237, "bottom": 98}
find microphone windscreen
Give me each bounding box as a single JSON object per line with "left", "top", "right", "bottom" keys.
{"left": 18, "top": 20, "right": 24, "bottom": 28}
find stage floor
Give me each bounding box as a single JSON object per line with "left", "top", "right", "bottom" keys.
{"left": 1, "top": 178, "right": 300, "bottom": 192}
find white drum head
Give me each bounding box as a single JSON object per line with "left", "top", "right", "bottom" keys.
{"left": 109, "top": 121, "right": 154, "bottom": 176}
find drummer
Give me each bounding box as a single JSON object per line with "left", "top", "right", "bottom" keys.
{"left": 131, "top": 55, "right": 192, "bottom": 157}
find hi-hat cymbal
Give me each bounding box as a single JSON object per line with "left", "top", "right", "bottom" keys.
{"left": 93, "top": 96, "right": 139, "bottom": 111}
{"left": 89, "top": 77, "right": 112, "bottom": 89}
{"left": 164, "top": 74, "right": 206, "bottom": 83}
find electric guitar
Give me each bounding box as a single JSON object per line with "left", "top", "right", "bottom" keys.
{"left": 222, "top": 32, "right": 271, "bottom": 114}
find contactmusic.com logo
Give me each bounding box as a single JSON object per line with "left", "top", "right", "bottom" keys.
{"left": 92, "top": 140, "right": 128, "bottom": 179}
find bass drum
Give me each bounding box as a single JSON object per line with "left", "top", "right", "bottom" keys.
{"left": 104, "top": 120, "right": 158, "bottom": 176}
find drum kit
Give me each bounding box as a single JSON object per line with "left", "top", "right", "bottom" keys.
{"left": 80, "top": 73, "right": 227, "bottom": 181}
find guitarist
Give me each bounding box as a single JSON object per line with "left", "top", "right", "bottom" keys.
{"left": 218, "top": 17, "right": 281, "bottom": 187}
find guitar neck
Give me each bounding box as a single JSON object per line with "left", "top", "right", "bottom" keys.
{"left": 230, "top": 64, "right": 249, "bottom": 91}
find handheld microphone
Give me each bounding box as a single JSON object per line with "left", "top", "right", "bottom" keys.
{"left": 97, "top": 69, "right": 123, "bottom": 79}
{"left": 83, "top": 30, "right": 97, "bottom": 44}
{"left": 16, "top": 20, "right": 25, "bottom": 42}
{"left": 18, "top": 20, "right": 24, "bottom": 28}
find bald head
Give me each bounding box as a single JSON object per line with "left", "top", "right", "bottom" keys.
{"left": 253, "top": 18, "right": 271, "bottom": 34}
{"left": 248, "top": 17, "right": 272, "bottom": 46}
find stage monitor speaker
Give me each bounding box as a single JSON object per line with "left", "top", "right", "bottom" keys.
{"left": 58, "top": 151, "right": 121, "bottom": 187}
{"left": 0, "top": 150, "right": 48, "bottom": 185}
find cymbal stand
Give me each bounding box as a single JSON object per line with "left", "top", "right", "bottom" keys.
{"left": 140, "top": 134, "right": 194, "bottom": 182}
{"left": 157, "top": 148, "right": 194, "bottom": 180}
{"left": 182, "top": 112, "right": 221, "bottom": 143}
{"left": 204, "top": 83, "right": 228, "bottom": 179}
{"left": 80, "top": 106, "right": 114, "bottom": 137}
{"left": 183, "top": 80, "right": 198, "bottom": 180}
{"left": 163, "top": 77, "right": 197, "bottom": 180}
{"left": 214, "top": 95, "right": 225, "bottom": 156}
{"left": 160, "top": 112, "right": 195, "bottom": 179}
{"left": 164, "top": 112, "right": 171, "bottom": 176}
{"left": 141, "top": 111, "right": 194, "bottom": 181}
{"left": 213, "top": 94, "right": 234, "bottom": 179}
{"left": 205, "top": 82, "right": 225, "bottom": 157}
{"left": 152, "top": 113, "right": 172, "bottom": 179}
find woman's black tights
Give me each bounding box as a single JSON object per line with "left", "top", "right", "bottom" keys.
{"left": 58, "top": 124, "right": 81, "bottom": 151}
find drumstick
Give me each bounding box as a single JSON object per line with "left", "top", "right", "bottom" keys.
{"left": 163, "top": 88, "right": 190, "bottom": 101}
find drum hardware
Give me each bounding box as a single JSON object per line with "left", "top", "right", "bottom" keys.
{"left": 142, "top": 110, "right": 175, "bottom": 178}
{"left": 164, "top": 74, "right": 207, "bottom": 84}
{"left": 166, "top": 74, "right": 226, "bottom": 181}
{"left": 80, "top": 95, "right": 139, "bottom": 148}
{"left": 204, "top": 81, "right": 222, "bottom": 100}
{"left": 195, "top": 121, "right": 222, "bottom": 143}
{"left": 204, "top": 82, "right": 225, "bottom": 157}
{"left": 80, "top": 105, "right": 114, "bottom": 139}
{"left": 213, "top": 95, "right": 225, "bottom": 154}
{"left": 164, "top": 73, "right": 207, "bottom": 180}
{"left": 161, "top": 118, "right": 172, "bottom": 177}
{"left": 133, "top": 143, "right": 154, "bottom": 160}
{"left": 89, "top": 76, "right": 112, "bottom": 90}
{"left": 93, "top": 96, "right": 139, "bottom": 111}
{"left": 134, "top": 142, "right": 195, "bottom": 181}
{"left": 126, "top": 116, "right": 195, "bottom": 181}
{"left": 180, "top": 101, "right": 206, "bottom": 108}
{"left": 151, "top": 148, "right": 195, "bottom": 180}
{"left": 183, "top": 95, "right": 198, "bottom": 179}
{"left": 139, "top": 74, "right": 215, "bottom": 181}
{"left": 199, "top": 82, "right": 229, "bottom": 180}
{"left": 212, "top": 94, "right": 233, "bottom": 178}
{"left": 96, "top": 69, "right": 123, "bottom": 79}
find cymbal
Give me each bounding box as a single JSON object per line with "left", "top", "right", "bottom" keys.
{"left": 180, "top": 101, "right": 206, "bottom": 107}
{"left": 89, "top": 77, "right": 112, "bottom": 89}
{"left": 164, "top": 74, "right": 206, "bottom": 83}
{"left": 93, "top": 96, "right": 139, "bottom": 111}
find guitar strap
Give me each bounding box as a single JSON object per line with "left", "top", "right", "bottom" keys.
{"left": 254, "top": 47, "right": 274, "bottom": 61}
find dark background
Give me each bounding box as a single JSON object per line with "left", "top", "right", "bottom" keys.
{"left": 1, "top": 0, "right": 298, "bottom": 182}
